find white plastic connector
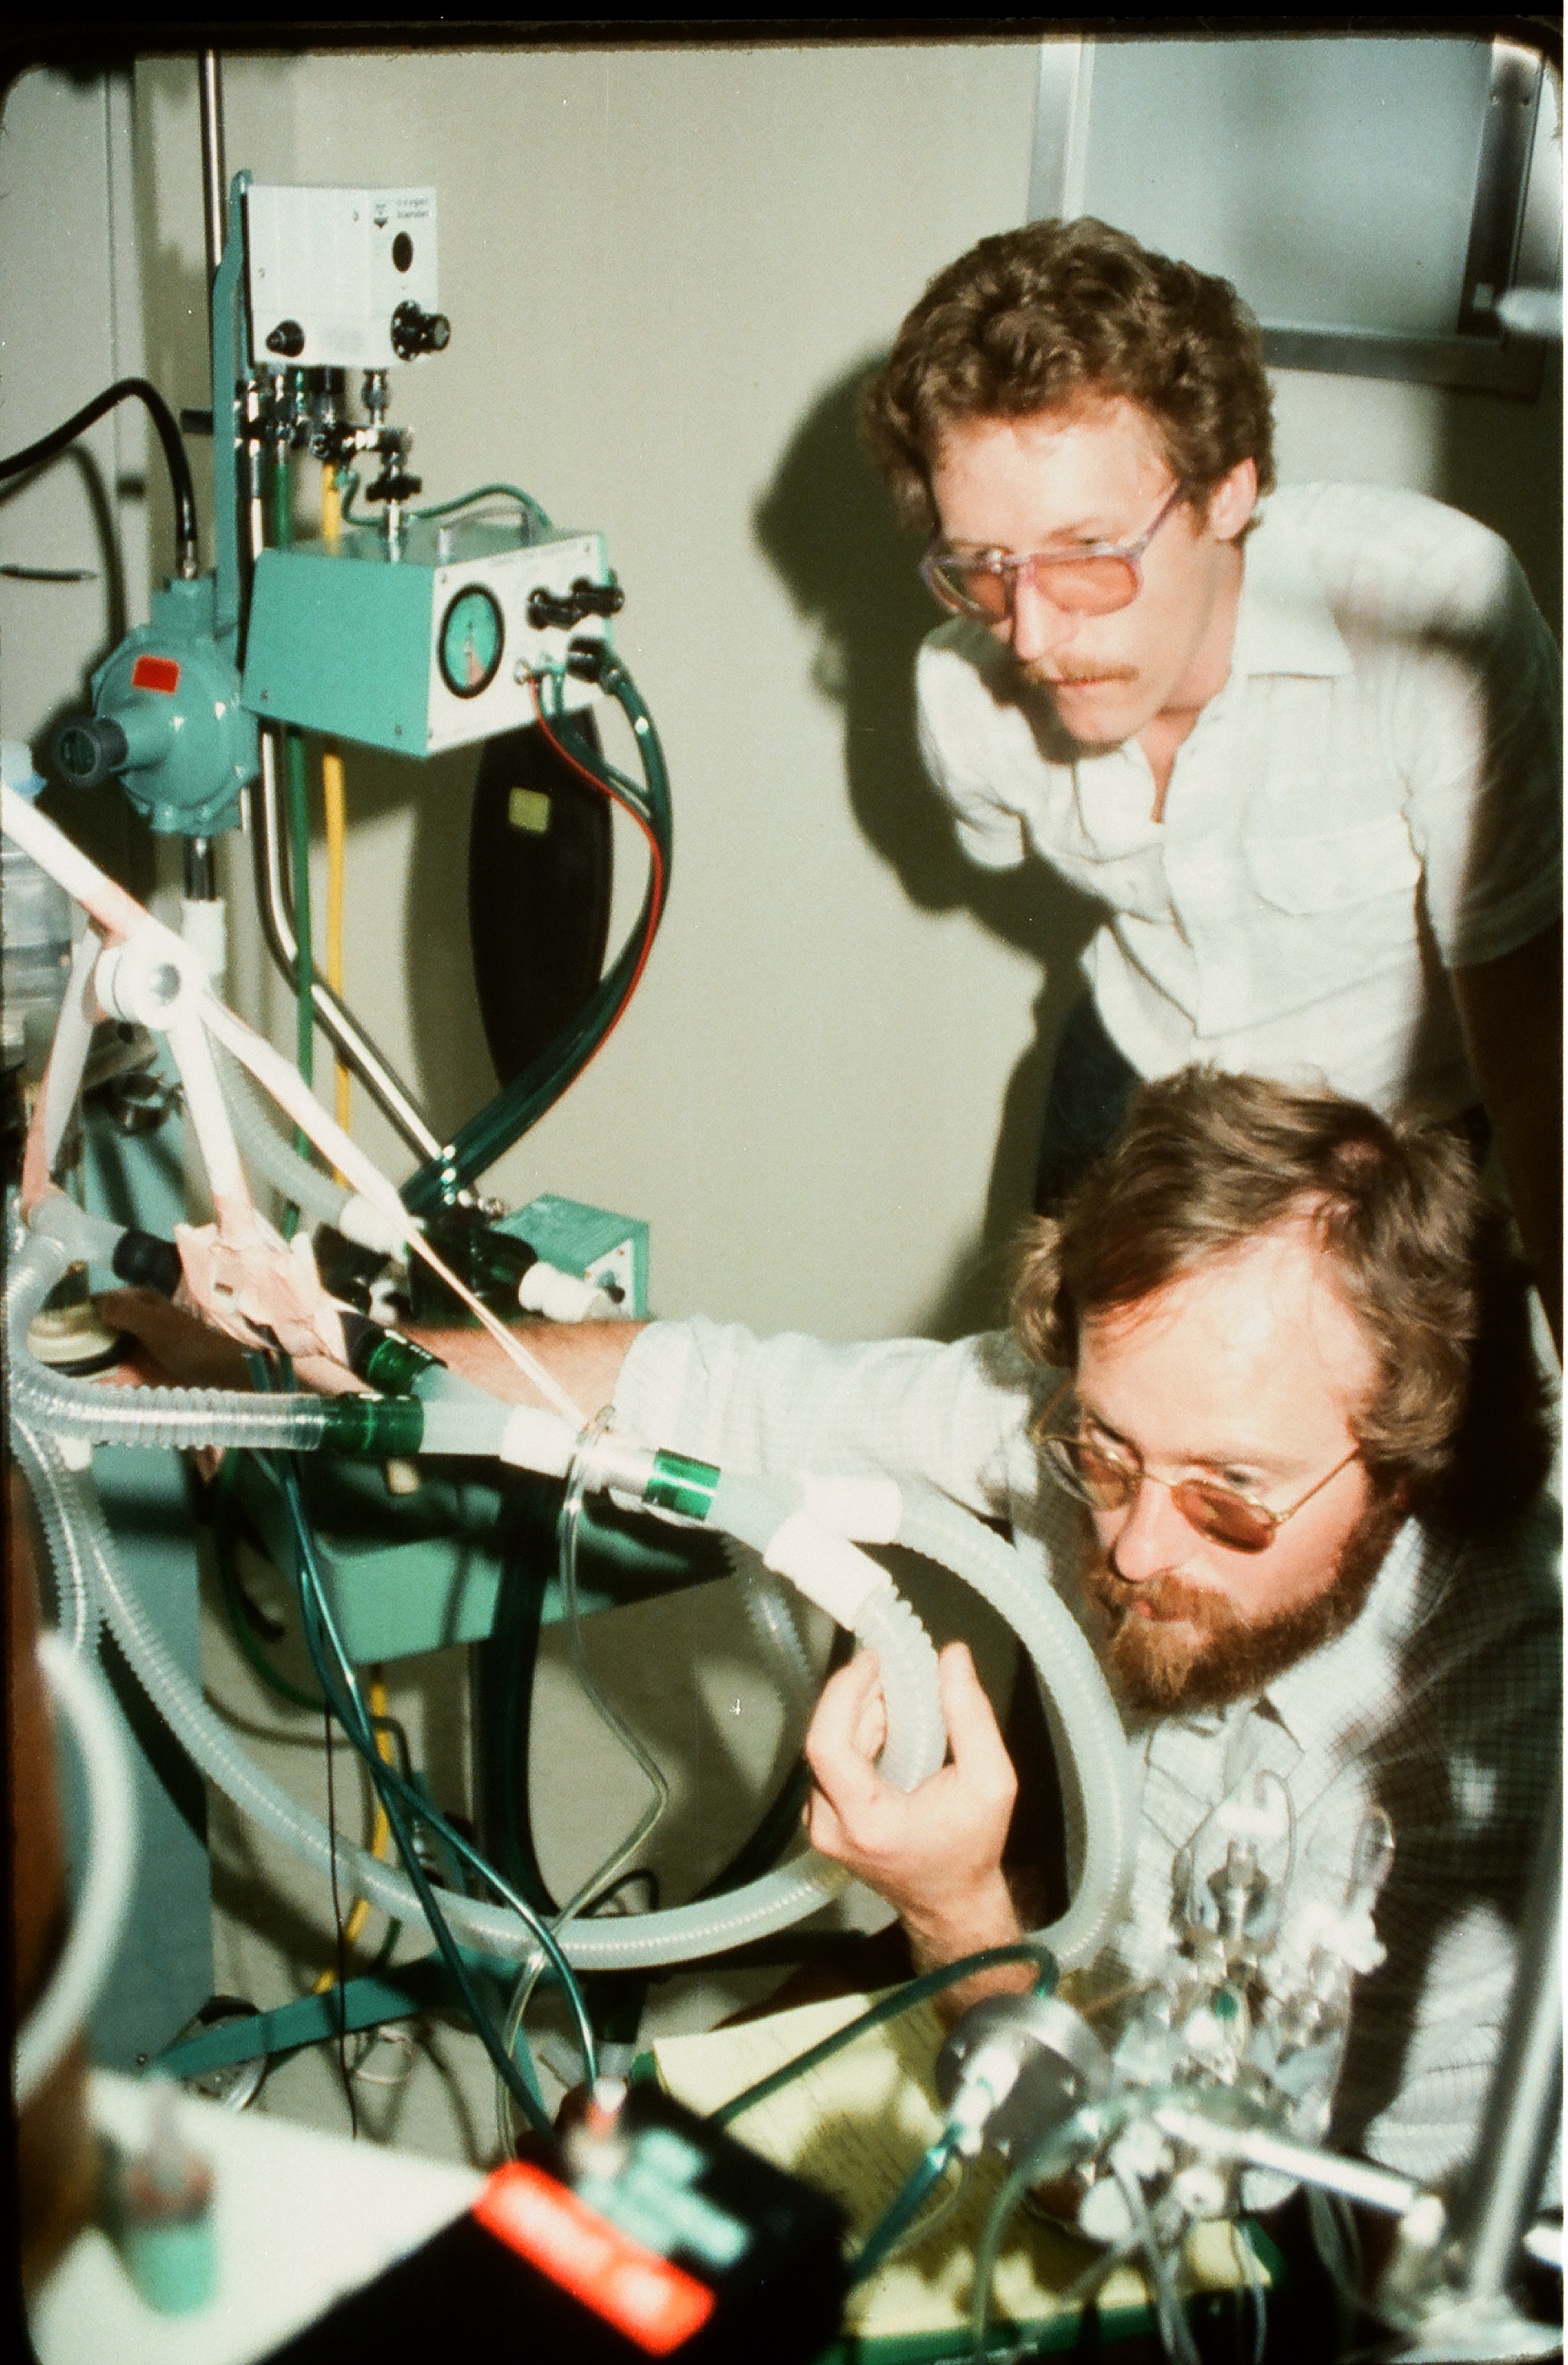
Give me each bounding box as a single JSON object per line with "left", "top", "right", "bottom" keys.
{"left": 498, "top": 1404, "right": 578, "bottom": 1478}
{"left": 337, "top": 1192, "right": 412, "bottom": 1258}
{"left": 179, "top": 897, "right": 228, "bottom": 988}
{"left": 763, "top": 1513, "right": 892, "bottom": 1625}
{"left": 518, "top": 1261, "right": 616, "bottom": 1323}
{"left": 1171, "top": 2164, "right": 1229, "bottom": 2223}
{"left": 1079, "top": 2175, "right": 1136, "bottom": 2245}
{"left": 802, "top": 1474, "right": 903, "bottom": 1543}
{"left": 946, "top": 2041, "right": 1025, "bottom": 2157}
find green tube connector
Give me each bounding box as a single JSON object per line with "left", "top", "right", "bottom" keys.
{"left": 644, "top": 1451, "right": 721, "bottom": 1521}
{"left": 352, "top": 1329, "right": 443, "bottom": 1397}
{"left": 319, "top": 1395, "right": 425, "bottom": 1459}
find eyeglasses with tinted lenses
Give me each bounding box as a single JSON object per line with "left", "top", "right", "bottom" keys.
{"left": 1037, "top": 1430, "right": 1362, "bottom": 1553}
{"left": 920, "top": 482, "right": 1189, "bottom": 623}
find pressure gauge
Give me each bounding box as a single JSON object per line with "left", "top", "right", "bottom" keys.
{"left": 438, "top": 585, "right": 504, "bottom": 698}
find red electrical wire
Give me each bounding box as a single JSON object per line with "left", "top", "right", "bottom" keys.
{"left": 526, "top": 674, "right": 667, "bottom": 1051}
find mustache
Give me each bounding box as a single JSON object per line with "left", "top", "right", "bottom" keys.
{"left": 1024, "top": 664, "right": 1140, "bottom": 690}
{"left": 1081, "top": 1557, "right": 1233, "bottom": 1634}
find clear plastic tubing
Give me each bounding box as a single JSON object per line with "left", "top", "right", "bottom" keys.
{"left": 215, "top": 1047, "right": 352, "bottom": 1230}
{"left": 14, "top": 1630, "right": 139, "bottom": 2111}
{"left": 10, "top": 1231, "right": 341, "bottom": 1451}
{"left": 18, "top": 1426, "right": 948, "bottom": 1971}
{"left": 12, "top": 1415, "right": 101, "bottom": 1660}
{"left": 11, "top": 1220, "right": 1132, "bottom": 1972}
{"left": 7, "top": 1228, "right": 507, "bottom": 1461}
{"left": 894, "top": 1482, "right": 1138, "bottom": 1971}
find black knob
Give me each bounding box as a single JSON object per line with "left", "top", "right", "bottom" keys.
{"left": 265, "top": 319, "right": 306, "bottom": 358}
{"left": 364, "top": 470, "right": 423, "bottom": 505}
{"left": 390, "top": 300, "right": 452, "bottom": 361}
{"left": 570, "top": 575, "right": 626, "bottom": 619}
{"left": 53, "top": 715, "right": 129, "bottom": 788}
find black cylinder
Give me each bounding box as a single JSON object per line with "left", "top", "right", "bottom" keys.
{"left": 52, "top": 716, "right": 129, "bottom": 790}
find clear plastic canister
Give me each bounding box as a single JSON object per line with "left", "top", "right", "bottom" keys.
{"left": 2, "top": 839, "right": 75, "bottom": 1079}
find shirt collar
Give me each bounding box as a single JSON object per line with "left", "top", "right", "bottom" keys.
{"left": 1260, "top": 1517, "right": 1433, "bottom": 1752}
{"left": 1229, "top": 497, "right": 1354, "bottom": 682}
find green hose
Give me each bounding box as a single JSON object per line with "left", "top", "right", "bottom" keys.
{"left": 712, "top": 1941, "right": 1056, "bottom": 2131}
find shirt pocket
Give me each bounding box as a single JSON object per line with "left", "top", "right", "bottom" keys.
{"left": 1243, "top": 813, "right": 1421, "bottom": 916}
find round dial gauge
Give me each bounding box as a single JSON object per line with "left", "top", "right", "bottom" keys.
{"left": 438, "top": 585, "right": 504, "bottom": 699}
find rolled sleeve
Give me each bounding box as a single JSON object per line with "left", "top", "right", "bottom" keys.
{"left": 916, "top": 626, "right": 1033, "bottom": 872}
{"left": 614, "top": 1315, "right": 1036, "bottom": 1519}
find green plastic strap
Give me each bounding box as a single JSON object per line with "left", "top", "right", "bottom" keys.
{"left": 645, "top": 1451, "right": 720, "bottom": 1521}
{"left": 320, "top": 1395, "right": 425, "bottom": 1459}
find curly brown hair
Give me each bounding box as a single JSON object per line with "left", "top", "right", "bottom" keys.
{"left": 1011, "top": 1069, "right": 1555, "bottom": 1539}
{"left": 862, "top": 217, "right": 1276, "bottom": 536}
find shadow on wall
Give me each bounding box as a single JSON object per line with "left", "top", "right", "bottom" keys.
{"left": 1435, "top": 349, "right": 1563, "bottom": 643}
{"left": 751, "top": 358, "right": 1100, "bottom": 1336}
{"left": 305, "top": 737, "right": 499, "bottom": 1156}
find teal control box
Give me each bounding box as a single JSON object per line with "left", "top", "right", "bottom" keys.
{"left": 498, "top": 1193, "right": 648, "bottom": 1318}
{"left": 240, "top": 518, "right": 614, "bottom": 756}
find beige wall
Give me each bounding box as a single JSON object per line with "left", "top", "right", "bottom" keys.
{"left": 5, "top": 41, "right": 1560, "bottom": 1347}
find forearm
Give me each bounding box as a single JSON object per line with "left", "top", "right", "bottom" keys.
{"left": 406, "top": 1316, "right": 646, "bottom": 1417}
{"left": 902, "top": 1869, "right": 1034, "bottom": 2024}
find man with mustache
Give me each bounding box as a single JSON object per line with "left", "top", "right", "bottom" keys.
{"left": 860, "top": 218, "right": 1562, "bottom": 1346}
{"left": 443, "top": 1068, "right": 1556, "bottom": 2214}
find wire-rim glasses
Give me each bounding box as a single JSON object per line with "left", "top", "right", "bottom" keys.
{"left": 920, "top": 481, "right": 1189, "bottom": 623}
{"left": 1037, "top": 1425, "right": 1362, "bottom": 1554}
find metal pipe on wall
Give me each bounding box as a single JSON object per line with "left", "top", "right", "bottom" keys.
{"left": 198, "top": 47, "right": 444, "bottom": 1170}
{"left": 1452, "top": 1764, "right": 1563, "bottom": 2301}
{"left": 250, "top": 728, "right": 446, "bottom": 1165}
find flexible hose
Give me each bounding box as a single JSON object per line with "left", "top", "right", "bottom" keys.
{"left": 0, "top": 378, "right": 199, "bottom": 577}
{"left": 9, "top": 1226, "right": 1129, "bottom": 1977}
{"left": 896, "top": 1483, "right": 1137, "bottom": 1972}
{"left": 8, "top": 1228, "right": 335, "bottom": 1452}
{"left": 733, "top": 1551, "right": 818, "bottom": 1719}
{"left": 12, "top": 1397, "right": 941, "bottom": 1971}
{"left": 13, "top": 1420, "right": 100, "bottom": 1661}
{"left": 216, "top": 1047, "right": 353, "bottom": 1230}
{"left": 13, "top": 1631, "right": 139, "bottom": 2109}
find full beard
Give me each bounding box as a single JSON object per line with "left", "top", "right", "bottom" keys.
{"left": 1079, "top": 1493, "right": 1408, "bottom": 1716}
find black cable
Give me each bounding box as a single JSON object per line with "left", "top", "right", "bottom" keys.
{"left": 0, "top": 377, "right": 200, "bottom": 577}
{"left": 322, "top": 1703, "right": 359, "bottom": 2138}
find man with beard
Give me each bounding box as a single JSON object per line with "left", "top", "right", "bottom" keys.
{"left": 411, "top": 1068, "right": 1556, "bottom": 2210}
{"left": 859, "top": 218, "right": 1562, "bottom": 1348}
{"left": 93, "top": 1071, "right": 1556, "bottom": 2213}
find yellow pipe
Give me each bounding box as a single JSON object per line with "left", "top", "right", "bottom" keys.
{"left": 312, "top": 1669, "right": 396, "bottom": 1995}
{"left": 319, "top": 462, "right": 351, "bottom": 1145}
{"left": 322, "top": 748, "right": 350, "bottom": 1138}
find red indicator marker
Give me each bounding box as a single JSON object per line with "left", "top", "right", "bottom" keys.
{"left": 131, "top": 655, "right": 181, "bottom": 694}
{"left": 474, "top": 2161, "right": 715, "bottom": 2355}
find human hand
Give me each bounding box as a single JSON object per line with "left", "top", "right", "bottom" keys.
{"left": 802, "top": 1640, "right": 1023, "bottom": 1971}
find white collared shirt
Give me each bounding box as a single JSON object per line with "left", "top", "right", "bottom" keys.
{"left": 916, "top": 483, "right": 1562, "bottom": 1115}
{"left": 616, "top": 1314, "right": 1561, "bottom": 2190}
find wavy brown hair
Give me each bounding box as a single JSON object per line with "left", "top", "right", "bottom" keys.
{"left": 862, "top": 217, "right": 1276, "bottom": 536}
{"left": 1011, "top": 1070, "right": 1555, "bottom": 1539}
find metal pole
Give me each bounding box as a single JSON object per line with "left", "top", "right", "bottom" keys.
{"left": 1452, "top": 1764, "right": 1563, "bottom": 2301}
{"left": 250, "top": 728, "right": 445, "bottom": 1164}
{"left": 198, "top": 51, "right": 226, "bottom": 294}
{"left": 183, "top": 837, "right": 215, "bottom": 900}
{"left": 201, "top": 44, "right": 440, "bottom": 1174}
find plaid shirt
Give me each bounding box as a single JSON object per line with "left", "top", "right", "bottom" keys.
{"left": 616, "top": 1317, "right": 1561, "bottom": 2190}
